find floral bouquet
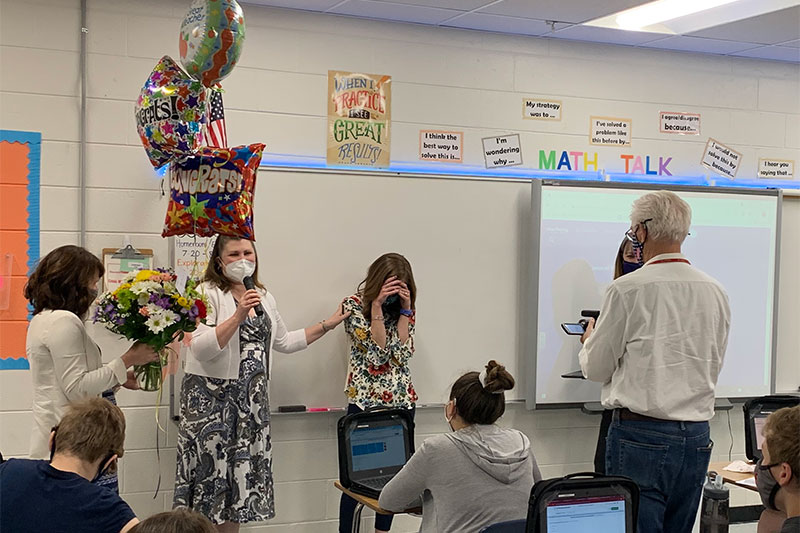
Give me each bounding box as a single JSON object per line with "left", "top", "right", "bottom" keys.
{"left": 93, "top": 268, "right": 208, "bottom": 391}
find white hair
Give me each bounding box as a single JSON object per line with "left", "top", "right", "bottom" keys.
{"left": 630, "top": 190, "right": 692, "bottom": 243}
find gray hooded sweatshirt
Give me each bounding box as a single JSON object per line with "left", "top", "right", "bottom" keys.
{"left": 379, "top": 424, "right": 542, "bottom": 532}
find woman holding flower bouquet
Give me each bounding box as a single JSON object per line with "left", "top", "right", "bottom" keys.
{"left": 24, "top": 245, "right": 159, "bottom": 464}
{"left": 174, "top": 236, "right": 350, "bottom": 532}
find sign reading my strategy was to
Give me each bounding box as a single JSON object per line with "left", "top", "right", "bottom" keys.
{"left": 538, "top": 149, "right": 675, "bottom": 176}
{"left": 327, "top": 70, "right": 391, "bottom": 168}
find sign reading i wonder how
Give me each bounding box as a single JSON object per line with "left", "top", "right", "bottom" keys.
{"left": 327, "top": 70, "right": 391, "bottom": 168}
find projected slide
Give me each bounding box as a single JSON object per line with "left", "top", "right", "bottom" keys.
{"left": 534, "top": 184, "right": 777, "bottom": 404}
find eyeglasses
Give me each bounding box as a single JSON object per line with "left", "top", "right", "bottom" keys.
{"left": 625, "top": 218, "right": 652, "bottom": 243}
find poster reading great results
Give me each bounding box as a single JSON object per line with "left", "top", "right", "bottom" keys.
{"left": 327, "top": 70, "right": 391, "bottom": 168}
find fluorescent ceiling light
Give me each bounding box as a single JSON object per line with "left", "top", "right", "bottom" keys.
{"left": 616, "top": 0, "right": 739, "bottom": 31}
{"left": 584, "top": 0, "right": 799, "bottom": 35}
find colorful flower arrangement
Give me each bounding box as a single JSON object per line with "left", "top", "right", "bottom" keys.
{"left": 93, "top": 268, "right": 208, "bottom": 391}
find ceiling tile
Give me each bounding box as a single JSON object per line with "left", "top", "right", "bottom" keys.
{"left": 549, "top": 24, "right": 662, "bottom": 46}
{"left": 688, "top": 6, "right": 800, "bottom": 45}
{"left": 642, "top": 35, "right": 762, "bottom": 54}
{"left": 328, "top": 0, "right": 461, "bottom": 24}
{"left": 366, "top": 0, "right": 492, "bottom": 10}
{"left": 243, "top": 0, "right": 344, "bottom": 10}
{"left": 442, "top": 13, "right": 554, "bottom": 36}
{"left": 478, "top": 0, "right": 651, "bottom": 24}
{"left": 732, "top": 45, "right": 800, "bottom": 62}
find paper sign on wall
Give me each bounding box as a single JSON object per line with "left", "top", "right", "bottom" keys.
{"left": 174, "top": 235, "right": 214, "bottom": 294}
{"left": 419, "top": 130, "right": 463, "bottom": 163}
{"left": 523, "top": 98, "right": 562, "bottom": 121}
{"left": 660, "top": 111, "right": 700, "bottom": 135}
{"left": 590, "top": 117, "right": 631, "bottom": 147}
{"left": 482, "top": 134, "right": 522, "bottom": 168}
{"left": 327, "top": 70, "right": 391, "bottom": 168}
{"left": 701, "top": 138, "right": 742, "bottom": 179}
{"left": 758, "top": 158, "right": 794, "bottom": 179}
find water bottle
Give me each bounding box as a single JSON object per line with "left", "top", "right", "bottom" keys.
{"left": 700, "top": 471, "right": 729, "bottom": 533}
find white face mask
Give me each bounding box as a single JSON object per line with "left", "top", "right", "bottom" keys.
{"left": 223, "top": 259, "right": 256, "bottom": 283}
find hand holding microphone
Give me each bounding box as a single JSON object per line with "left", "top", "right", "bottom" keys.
{"left": 241, "top": 275, "right": 264, "bottom": 317}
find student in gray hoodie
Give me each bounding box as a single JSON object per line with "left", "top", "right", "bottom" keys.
{"left": 379, "top": 360, "right": 541, "bottom": 532}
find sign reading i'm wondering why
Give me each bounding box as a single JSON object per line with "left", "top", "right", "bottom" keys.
{"left": 327, "top": 70, "right": 391, "bottom": 168}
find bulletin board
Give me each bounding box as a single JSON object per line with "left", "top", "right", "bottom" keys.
{"left": 0, "top": 130, "right": 41, "bottom": 370}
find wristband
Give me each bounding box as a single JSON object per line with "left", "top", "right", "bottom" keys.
{"left": 320, "top": 320, "right": 329, "bottom": 333}
{"left": 399, "top": 309, "right": 414, "bottom": 317}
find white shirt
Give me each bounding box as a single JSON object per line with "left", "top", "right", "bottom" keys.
{"left": 579, "top": 253, "right": 731, "bottom": 422}
{"left": 26, "top": 310, "right": 128, "bottom": 458}
{"left": 184, "top": 282, "right": 307, "bottom": 380}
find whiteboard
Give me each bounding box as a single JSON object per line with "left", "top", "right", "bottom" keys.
{"left": 529, "top": 180, "right": 781, "bottom": 406}
{"left": 257, "top": 168, "right": 531, "bottom": 408}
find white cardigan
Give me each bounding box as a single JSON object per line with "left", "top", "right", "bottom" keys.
{"left": 26, "top": 310, "right": 128, "bottom": 459}
{"left": 184, "top": 282, "right": 307, "bottom": 380}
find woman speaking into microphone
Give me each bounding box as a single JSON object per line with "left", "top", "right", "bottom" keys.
{"left": 174, "top": 236, "right": 349, "bottom": 533}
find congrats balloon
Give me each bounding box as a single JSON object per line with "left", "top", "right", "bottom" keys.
{"left": 135, "top": 56, "right": 207, "bottom": 169}
{"left": 179, "top": 0, "right": 245, "bottom": 88}
{"left": 162, "top": 143, "right": 264, "bottom": 239}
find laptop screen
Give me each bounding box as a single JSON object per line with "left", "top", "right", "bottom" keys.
{"left": 350, "top": 423, "right": 407, "bottom": 472}
{"left": 545, "top": 495, "right": 626, "bottom": 533}
{"left": 754, "top": 414, "right": 768, "bottom": 451}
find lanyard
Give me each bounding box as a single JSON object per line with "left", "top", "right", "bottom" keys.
{"left": 648, "top": 258, "right": 691, "bottom": 265}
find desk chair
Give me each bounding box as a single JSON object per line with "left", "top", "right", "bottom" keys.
{"left": 479, "top": 519, "right": 526, "bottom": 533}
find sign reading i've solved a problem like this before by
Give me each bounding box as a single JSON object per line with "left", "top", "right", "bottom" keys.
{"left": 590, "top": 117, "right": 631, "bottom": 147}
{"left": 482, "top": 134, "right": 522, "bottom": 169}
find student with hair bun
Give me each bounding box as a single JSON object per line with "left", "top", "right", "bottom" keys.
{"left": 379, "top": 360, "right": 541, "bottom": 533}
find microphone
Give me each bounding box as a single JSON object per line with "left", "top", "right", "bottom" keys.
{"left": 242, "top": 276, "right": 265, "bottom": 316}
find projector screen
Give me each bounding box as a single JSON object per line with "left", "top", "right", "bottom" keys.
{"left": 532, "top": 181, "right": 779, "bottom": 405}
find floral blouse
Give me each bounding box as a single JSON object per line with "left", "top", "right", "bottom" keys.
{"left": 342, "top": 295, "right": 417, "bottom": 409}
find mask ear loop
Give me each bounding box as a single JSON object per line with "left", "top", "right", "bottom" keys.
{"left": 49, "top": 426, "right": 58, "bottom": 462}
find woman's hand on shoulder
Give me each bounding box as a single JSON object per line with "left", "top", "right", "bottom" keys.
{"left": 325, "top": 300, "right": 352, "bottom": 330}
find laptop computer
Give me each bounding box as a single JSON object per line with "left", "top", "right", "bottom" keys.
{"left": 544, "top": 492, "right": 628, "bottom": 533}
{"left": 528, "top": 473, "right": 637, "bottom": 533}
{"left": 338, "top": 409, "right": 414, "bottom": 499}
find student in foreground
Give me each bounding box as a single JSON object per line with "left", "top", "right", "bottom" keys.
{"left": 0, "top": 397, "right": 138, "bottom": 533}
{"left": 130, "top": 508, "right": 215, "bottom": 533}
{"left": 756, "top": 405, "right": 800, "bottom": 533}
{"left": 378, "top": 360, "right": 541, "bottom": 532}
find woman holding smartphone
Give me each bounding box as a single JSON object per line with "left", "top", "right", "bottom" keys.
{"left": 338, "top": 252, "right": 417, "bottom": 533}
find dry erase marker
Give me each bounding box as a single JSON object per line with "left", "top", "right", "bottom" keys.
{"left": 308, "top": 407, "right": 331, "bottom": 412}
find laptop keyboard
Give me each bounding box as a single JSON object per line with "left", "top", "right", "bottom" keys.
{"left": 359, "top": 475, "right": 395, "bottom": 491}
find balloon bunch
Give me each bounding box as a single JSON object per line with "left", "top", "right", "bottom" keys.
{"left": 133, "top": 0, "right": 262, "bottom": 240}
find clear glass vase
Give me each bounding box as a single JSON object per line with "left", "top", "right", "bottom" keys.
{"left": 133, "top": 350, "right": 166, "bottom": 392}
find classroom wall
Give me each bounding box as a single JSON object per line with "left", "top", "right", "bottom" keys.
{"left": 1, "top": 0, "right": 796, "bottom": 530}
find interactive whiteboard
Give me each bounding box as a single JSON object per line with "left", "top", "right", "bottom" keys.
{"left": 530, "top": 180, "right": 780, "bottom": 406}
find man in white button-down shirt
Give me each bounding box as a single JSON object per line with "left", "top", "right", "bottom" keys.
{"left": 579, "top": 190, "right": 731, "bottom": 533}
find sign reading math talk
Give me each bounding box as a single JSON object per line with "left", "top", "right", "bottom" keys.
{"left": 327, "top": 70, "right": 391, "bottom": 168}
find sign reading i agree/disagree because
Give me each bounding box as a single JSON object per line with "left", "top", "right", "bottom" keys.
{"left": 523, "top": 98, "right": 562, "bottom": 120}
{"left": 701, "top": 138, "right": 742, "bottom": 179}
{"left": 660, "top": 111, "right": 700, "bottom": 135}
{"left": 759, "top": 158, "right": 794, "bottom": 179}
{"left": 590, "top": 117, "right": 631, "bottom": 147}
{"left": 482, "top": 134, "right": 523, "bottom": 169}
{"left": 419, "top": 130, "right": 463, "bottom": 163}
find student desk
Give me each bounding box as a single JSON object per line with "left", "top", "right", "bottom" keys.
{"left": 708, "top": 461, "right": 757, "bottom": 491}
{"left": 334, "top": 481, "right": 422, "bottom": 533}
